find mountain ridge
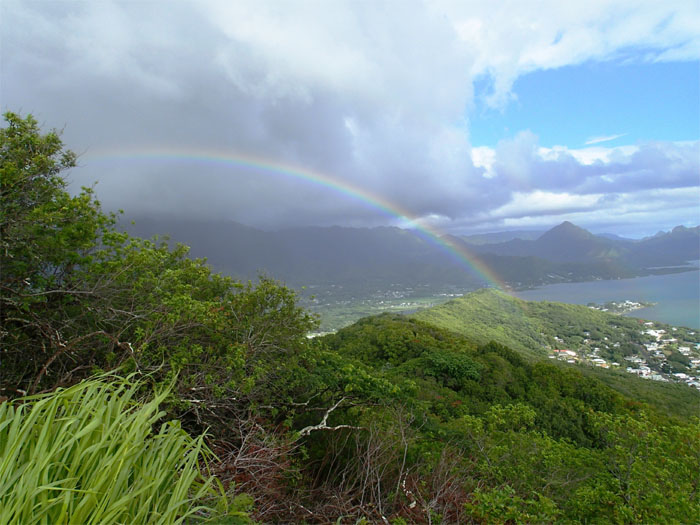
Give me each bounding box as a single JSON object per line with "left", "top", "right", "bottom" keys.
{"left": 470, "top": 221, "right": 699, "bottom": 267}
{"left": 122, "top": 216, "right": 699, "bottom": 290}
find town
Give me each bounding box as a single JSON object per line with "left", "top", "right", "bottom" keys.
{"left": 548, "top": 308, "right": 700, "bottom": 390}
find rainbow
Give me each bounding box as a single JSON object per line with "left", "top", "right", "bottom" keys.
{"left": 83, "top": 148, "right": 508, "bottom": 290}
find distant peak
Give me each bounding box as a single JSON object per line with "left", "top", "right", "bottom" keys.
{"left": 670, "top": 225, "right": 699, "bottom": 234}
{"left": 539, "top": 221, "right": 594, "bottom": 240}
{"left": 555, "top": 221, "right": 583, "bottom": 231}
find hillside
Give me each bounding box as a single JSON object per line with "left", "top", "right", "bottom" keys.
{"left": 318, "top": 314, "right": 699, "bottom": 521}
{"left": 458, "top": 229, "right": 544, "bottom": 244}
{"left": 414, "top": 288, "right": 700, "bottom": 417}
{"left": 413, "top": 288, "right": 650, "bottom": 356}
{"left": 628, "top": 225, "right": 700, "bottom": 266}
{"left": 413, "top": 289, "right": 549, "bottom": 358}
{"left": 123, "top": 217, "right": 485, "bottom": 288}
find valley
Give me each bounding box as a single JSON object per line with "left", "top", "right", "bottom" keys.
{"left": 302, "top": 283, "right": 469, "bottom": 332}
{"left": 125, "top": 216, "right": 700, "bottom": 336}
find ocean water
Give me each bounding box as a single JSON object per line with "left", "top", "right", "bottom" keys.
{"left": 513, "top": 269, "right": 700, "bottom": 329}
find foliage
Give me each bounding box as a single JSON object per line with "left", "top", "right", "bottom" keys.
{"left": 1, "top": 112, "right": 114, "bottom": 394}
{"left": 414, "top": 288, "right": 700, "bottom": 419}
{"left": 464, "top": 485, "right": 560, "bottom": 524}
{"left": 315, "top": 314, "right": 699, "bottom": 522}
{"left": 575, "top": 365, "right": 700, "bottom": 420}
{"left": 0, "top": 112, "right": 318, "bottom": 431}
{"left": 0, "top": 112, "right": 323, "bottom": 521}
{"left": 0, "top": 375, "right": 242, "bottom": 525}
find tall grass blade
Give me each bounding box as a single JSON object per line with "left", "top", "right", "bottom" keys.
{"left": 0, "top": 374, "right": 227, "bottom": 525}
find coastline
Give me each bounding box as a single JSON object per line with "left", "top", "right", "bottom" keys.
{"left": 514, "top": 269, "right": 700, "bottom": 329}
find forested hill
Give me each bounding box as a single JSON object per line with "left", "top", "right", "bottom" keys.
{"left": 414, "top": 288, "right": 700, "bottom": 418}
{"left": 318, "top": 314, "right": 699, "bottom": 521}
{"left": 414, "top": 288, "right": 649, "bottom": 358}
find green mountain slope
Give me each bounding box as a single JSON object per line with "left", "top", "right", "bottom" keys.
{"left": 413, "top": 288, "right": 700, "bottom": 418}
{"left": 324, "top": 315, "right": 625, "bottom": 443}
{"left": 413, "top": 288, "right": 549, "bottom": 358}
{"left": 414, "top": 288, "right": 647, "bottom": 357}
{"left": 311, "top": 314, "right": 700, "bottom": 522}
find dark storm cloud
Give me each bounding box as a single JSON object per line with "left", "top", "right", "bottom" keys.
{"left": 1, "top": 1, "right": 698, "bottom": 234}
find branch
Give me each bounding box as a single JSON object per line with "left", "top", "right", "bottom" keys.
{"left": 29, "top": 330, "right": 134, "bottom": 394}
{"left": 297, "top": 397, "right": 365, "bottom": 437}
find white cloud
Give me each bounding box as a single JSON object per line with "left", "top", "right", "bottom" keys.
{"left": 436, "top": 0, "right": 700, "bottom": 106}
{"left": 466, "top": 137, "right": 699, "bottom": 233}
{"left": 1, "top": 0, "right": 698, "bottom": 235}
{"left": 489, "top": 190, "right": 601, "bottom": 219}
{"left": 584, "top": 133, "right": 627, "bottom": 145}
{"left": 539, "top": 145, "right": 639, "bottom": 165}
{"left": 497, "top": 186, "right": 700, "bottom": 236}
{"left": 471, "top": 146, "right": 497, "bottom": 177}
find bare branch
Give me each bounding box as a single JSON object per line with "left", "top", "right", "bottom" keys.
{"left": 297, "top": 397, "right": 365, "bottom": 437}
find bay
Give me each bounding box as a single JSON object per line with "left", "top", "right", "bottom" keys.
{"left": 513, "top": 269, "right": 700, "bottom": 329}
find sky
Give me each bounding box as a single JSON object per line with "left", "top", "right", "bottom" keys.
{"left": 1, "top": 0, "right": 699, "bottom": 237}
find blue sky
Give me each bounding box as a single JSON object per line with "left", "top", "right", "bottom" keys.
{"left": 2, "top": 1, "right": 699, "bottom": 237}
{"left": 471, "top": 60, "right": 699, "bottom": 148}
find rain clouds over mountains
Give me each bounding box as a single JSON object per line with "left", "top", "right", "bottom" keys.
{"left": 124, "top": 218, "right": 699, "bottom": 290}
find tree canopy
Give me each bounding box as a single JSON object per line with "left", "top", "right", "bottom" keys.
{"left": 0, "top": 112, "right": 318, "bottom": 430}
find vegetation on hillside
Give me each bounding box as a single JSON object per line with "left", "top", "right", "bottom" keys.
{"left": 415, "top": 289, "right": 645, "bottom": 358}
{"left": 0, "top": 375, "right": 252, "bottom": 525}
{"left": 415, "top": 288, "right": 700, "bottom": 419}
{"left": 1, "top": 112, "right": 698, "bottom": 523}
{"left": 318, "top": 315, "right": 699, "bottom": 523}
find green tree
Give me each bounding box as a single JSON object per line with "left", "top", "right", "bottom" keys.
{"left": 575, "top": 412, "right": 700, "bottom": 523}
{"left": 1, "top": 112, "right": 115, "bottom": 394}
{"left": 0, "top": 112, "right": 318, "bottom": 435}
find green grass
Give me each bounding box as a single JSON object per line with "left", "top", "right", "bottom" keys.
{"left": 413, "top": 289, "right": 549, "bottom": 359}
{"left": 0, "top": 375, "right": 228, "bottom": 525}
